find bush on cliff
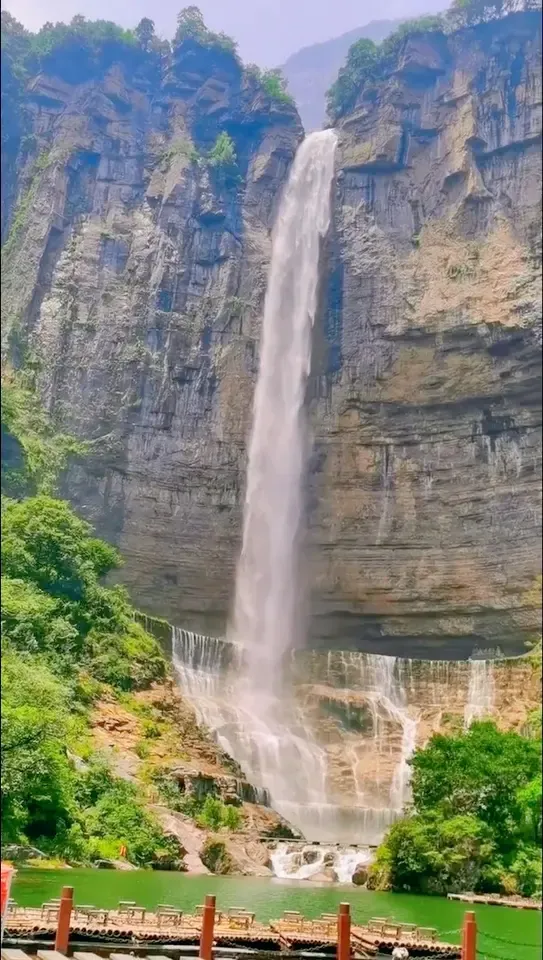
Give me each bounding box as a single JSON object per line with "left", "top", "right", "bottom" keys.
{"left": 370, "top": 721, "right": 543, "bottom": 896}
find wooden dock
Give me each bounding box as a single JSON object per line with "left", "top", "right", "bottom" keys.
{"left": 3, "top": 905, "right": 460, "bottom": 958}
{"left": 447, "top": 892, "right": 542, "bottom": 910}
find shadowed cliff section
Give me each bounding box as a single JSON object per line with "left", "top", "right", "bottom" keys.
{"left": 1, "top": 11, "right": 541, "bottom": 659}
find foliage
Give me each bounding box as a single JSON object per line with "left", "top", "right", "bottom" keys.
{"left": 0, "top": 383, "right": 175, "bottom": 865}
{"left": 260, "top": 69, "right": 295, "bottom": 106}
{"left": 371, "top": 722, "right": 542, "bottom": 895}
{"left": 200, "top": 838, "right": 234, "bottom": 874}
{"left": 135, "top": 18, "right": 155, "bottom": 50}
{"left": 410, "top": 721, "right": 541, "bottom": 848}
{"left": 27, "top": 16, "right": 140, "bottom": 83}
{"left": 369, "top": 813, "right": 496, "bottom": 894}
{"left": 1, "top": 645, "right": 76, "bottom": 846}
{"left": 207, "top": 132, "right": 237, "bottom": 171}
{"left": 1, "top": 369, "right": 86, "bottom": 495}
{"left": 174, "top": 6, "right": 238, "bottom": 58}
{"left": 326, "top": 38, "right": 380, "bottom": 121}
{"left": 79, "top": 762, "right": 179, "bottom": 864}
{"left": 196, "top": 795, "right": 242, "bottom": 832}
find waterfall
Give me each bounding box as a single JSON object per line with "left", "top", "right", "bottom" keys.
{"left": 225, "top": 130, "right": 338, "bottom": 827}
{"left": 464, "top": 658, "right": 496, "bottom": 728}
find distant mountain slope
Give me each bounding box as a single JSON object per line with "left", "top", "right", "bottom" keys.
{"left": 281, "top": 19, "right": 402, "bottom": 132}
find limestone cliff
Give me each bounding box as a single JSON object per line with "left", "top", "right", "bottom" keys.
{"left": 2, "top": 13, "right": 541, "bottom": 658}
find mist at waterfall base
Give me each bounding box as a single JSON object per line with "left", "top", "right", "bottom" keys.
{"left": 170, "top": 131, "right": 498, "bottom": 879}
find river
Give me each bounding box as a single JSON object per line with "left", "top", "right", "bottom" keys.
{"left": 12, "top": 869, "right": 540, "bottom": 960}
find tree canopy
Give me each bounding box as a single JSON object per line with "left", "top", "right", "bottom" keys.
{"left": 370, "top": 721, "right": 543, "bottom": 896}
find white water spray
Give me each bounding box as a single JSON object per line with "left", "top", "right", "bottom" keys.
{"left": 226, "top": 130, "right": 338, "bottom": 821}
{"left": 464, "top": 658, "right": 495, "bottom": 728}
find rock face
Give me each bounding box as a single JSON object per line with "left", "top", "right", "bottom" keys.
{"left": 2, "top": 14, "right": 541, "bottom": 658}
{"left": 290, "top": 649, "right": 541, "bottom": 812}
{"left": 309, "top": 12, "right": 542, "bottom": 658}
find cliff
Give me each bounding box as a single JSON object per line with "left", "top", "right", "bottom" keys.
{"left": 2, "top": 12, "right": 541, "bottom": 659}
{"left": 311, "top": 11, "right": 542, "bottom": 657}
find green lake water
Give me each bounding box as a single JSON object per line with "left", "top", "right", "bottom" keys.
{"left": 12, "top": 868, "right": 541, "bottom": 960}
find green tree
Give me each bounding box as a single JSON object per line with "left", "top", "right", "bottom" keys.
{"left": 369, "top": 813, "right": 496, "bottom": 894}
{"left": 175, "top": 6, "right": 206, "bottom": 41}
{"left": 1, "top": 646, "right": 76, "bottom": 844}
{"left": 517, "top": 776, "right": 542, "bottom": 844}
{"left": 411, "top": 721, "right": 541, "bottom": 848}
{"left": 208, "top": 131, "right": 237, "bottom": 170}
{"left": 1, "top": 495, "right": 120, "bottom": 603}
{"left": 135, "top": 17, "right": 155, "bottom": 50}
{"left": 326, "top": 38, "right": 379, "bottom": 121}
{"left": 260, "top": 69, "right": 294, "bottom": 106}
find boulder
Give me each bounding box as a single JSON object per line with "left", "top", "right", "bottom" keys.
{"left": 352, "top": 864, "right": 368, "bottom": 886}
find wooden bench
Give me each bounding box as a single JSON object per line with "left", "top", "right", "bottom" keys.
{"left": 226, "top": 911, "right": 254, "bottom": 930}
{"left": 415, "top": 927, "right": 437, "bottom": 942}
{"left": 157, "top": 908, "right": 182, "bottom": 926}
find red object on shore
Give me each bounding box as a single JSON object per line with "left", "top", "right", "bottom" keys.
{"left": 54, "top": 885, "right": 74, "bottom": 955}
{"left": 337, "top": 902, "right": 351, "bottom": 960}
{"left": 1, "top": 863, "right": 15, "bottom": 943}
{"left": 199, "top": 894, "right": 216, "bottom": 960}
{"left": 461, "top": 910, "right": 477, "bottom": 960}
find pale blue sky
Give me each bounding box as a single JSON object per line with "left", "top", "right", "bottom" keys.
{"left": 2, "top": 0, "right": 448, "bottom": 66}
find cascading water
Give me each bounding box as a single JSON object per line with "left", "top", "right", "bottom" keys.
{"left": 464, "top": 657, "right": 496, "bottom": 728}
{"left": 225, "top": 130, "right": 338, "bottom": 830}
{"left": 270, "top": 843, "right": 373, "bottom": 883}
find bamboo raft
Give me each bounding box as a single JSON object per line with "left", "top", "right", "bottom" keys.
{"left": 4, "top": 905, "right": 460, "bottom": 957}
{"left": 447, "top": 892, "right": 542, "bottom": 910}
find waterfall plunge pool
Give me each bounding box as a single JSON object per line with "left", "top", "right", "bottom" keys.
{"left": 12, "top": 868, "right": 540, "bottom": 959}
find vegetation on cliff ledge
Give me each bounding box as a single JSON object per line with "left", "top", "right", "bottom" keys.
{"left": 0, "top": 371, "right": 241, "bottom": 866}
{"left": 326, "top": 0, "right": 541, "bottom": 120}
{"left": 370, "top": 720, "right": 542, "bottom": 897}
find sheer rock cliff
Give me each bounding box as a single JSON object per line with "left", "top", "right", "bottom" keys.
{"left": 2, "top": 14, "right": 541, "bottom": 658}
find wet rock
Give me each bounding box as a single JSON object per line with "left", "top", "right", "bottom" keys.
{"left": 351, "top": 865, "right": 368, "bottom": 887}
{"left": 302, "top": 849, "right": 320, "bottom": 864}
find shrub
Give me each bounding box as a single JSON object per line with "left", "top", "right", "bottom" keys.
{"left": 259, "top": 69, "right": 295, "bottom": 106}
{"left": 326, "top": 38, "right": 380, "bottom": 121}
{"left": 208, "top": 132, "right": 237, "bottom": 170}
{"left": 200, "top": 838, "right": 234, "bottom": 874}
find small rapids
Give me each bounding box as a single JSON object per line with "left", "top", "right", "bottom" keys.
{"left": 270, "top": 843, "right": 374, "bottom": 883}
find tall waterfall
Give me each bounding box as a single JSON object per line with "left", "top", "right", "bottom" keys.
{"left": 226, "top": 130, "right": 338, "bottom": 826}
{"left": 231, "top": 129, "right": 337, "bottom": 682}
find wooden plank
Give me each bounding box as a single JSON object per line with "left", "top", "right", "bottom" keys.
{"left": 73, "top": 952, "right": 104, "bottom": 960}
{"left": 2, "top": 949, "right": 30, "bottom": 960}
{"left": 37, "top": 951, "right": 68, "bottom": 960}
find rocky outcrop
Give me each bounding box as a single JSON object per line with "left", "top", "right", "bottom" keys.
{"left": 2, "top": 14, "right": 541, "bottom": 658}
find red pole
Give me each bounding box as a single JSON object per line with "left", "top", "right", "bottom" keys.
{"left": 199, "top": 894, "right": 216, "bottom": 960}
{"left": 54, "top": 886, "right": 74, "bottom": 955}
{"left": 461, "top": 910, "right": 477, "bottom": 960}
{"left": 337, "top": 902, "right": 351, "bottom": 960}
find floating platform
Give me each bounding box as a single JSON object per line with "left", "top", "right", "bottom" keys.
{"left": 447, "top": 893, "right": 542, "bottom": 910}
{"left": 3, "top": 907, "right": 460, "bottom": 958}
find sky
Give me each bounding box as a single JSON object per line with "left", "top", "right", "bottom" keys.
{"left": 2, "top": 0, "right": 448, "bottom": 66}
